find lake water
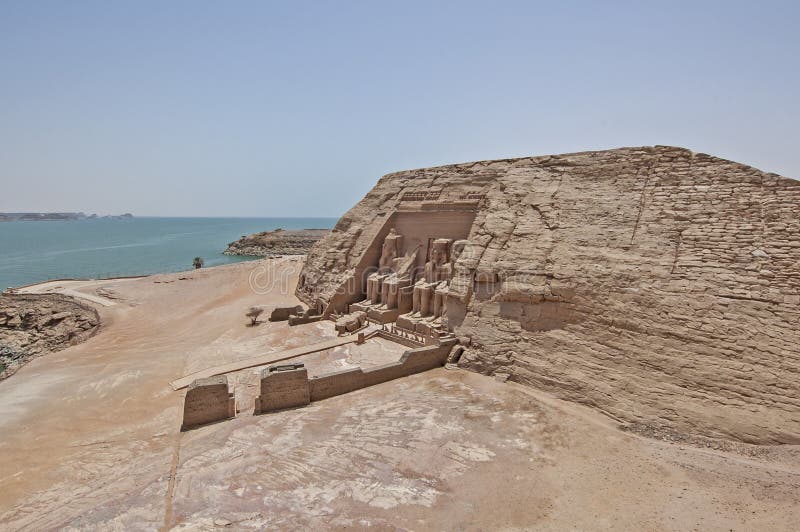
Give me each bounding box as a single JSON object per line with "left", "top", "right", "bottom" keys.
{"left": 0, "top": 217, "right": 337, "bottom": 288}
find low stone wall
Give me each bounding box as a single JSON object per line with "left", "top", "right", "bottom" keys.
{"left": 308, "top": 366, "right": 365, "bottom": 401}
{"left": 254, "top": 340, "right": 455, "bottom": 413}
{"left": 310, "top": 340, "right": 455, "bottom": 401}
{"left": 254, "top": 364, "right": 310, "bottom": 413}
{"left": 181, "top": 375, "right": 236, "bottom": 430}
{"left": 374, "top": 329, "right": 423, "bottom": 348}
{"left": 270, "top": 304, "right": 324, "bottom": 326}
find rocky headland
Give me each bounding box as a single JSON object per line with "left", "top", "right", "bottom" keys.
{"left": 0, "top": 292, "right": 100, "bottom": 380}
{"left": 224, "top": 228, "right": 330, "bottom": 257}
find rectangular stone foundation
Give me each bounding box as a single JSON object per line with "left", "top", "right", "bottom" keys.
{"left": 396, "top": 314, "right": 442, "bottom": 337}
{"left": 181, "top": 375, "right": 236, "bottom": 430}
{"left": 366, "top": 307, "right": 402, "bottom": 324}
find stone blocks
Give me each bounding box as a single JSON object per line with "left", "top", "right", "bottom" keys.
{"left": 181, "top": 375, "right": 236, "bottom": 430}
{"left": 269, "top": 305, "right": 304, "bottom": 322}
{"left": 253, "top": 342, "right": 455, "bottom": 414}
{"left": 254, "top": 364, "right": 310, "bottom": 414}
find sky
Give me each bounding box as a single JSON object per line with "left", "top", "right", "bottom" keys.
{"left": 1, "top": 1, "right": 798, "bottom": 217}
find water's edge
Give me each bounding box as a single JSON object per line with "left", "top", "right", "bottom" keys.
{"left": 0, "top": 217, "right": 337, "bottom": 288}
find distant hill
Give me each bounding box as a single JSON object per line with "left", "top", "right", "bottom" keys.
{"left": 0, "top": 212, "right": 133, "bottom": 221}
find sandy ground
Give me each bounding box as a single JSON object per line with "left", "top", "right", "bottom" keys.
{"left": 0, "top": 258, "right": 798, "bottom": 531}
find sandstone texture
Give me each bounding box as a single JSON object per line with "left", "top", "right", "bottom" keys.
{"left": 298, "top": 146, "right": 800, "bottom": 444}
{"left": 181, "top": 375, "right": 236, "bottom": 430}
{"left": 224, "top": 228, "right": 330, "bottom": 257}
{"left": 0, "top": 292, "right": 100, "bottom": 380}
{"left": 1, "top": 261, "right": 798, "bottom": 530}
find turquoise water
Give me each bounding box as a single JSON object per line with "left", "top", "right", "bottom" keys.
{"left": 0, "top": 217, "right": 337, "bottom": 288}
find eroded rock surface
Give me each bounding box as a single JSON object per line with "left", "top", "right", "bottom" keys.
{"left": 0, "top": 292, "right": 100, "bottom": 379}
{"left": 297, "top": 146, "right": 800, "bottom": 444}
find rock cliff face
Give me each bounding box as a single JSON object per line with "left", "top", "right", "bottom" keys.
{"left": 297, "top": 146, "right": 800, "bottom": 444}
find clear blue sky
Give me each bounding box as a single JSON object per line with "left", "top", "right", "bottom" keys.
{"left": 1, "top": 1, "right": 797, "bottom": 217}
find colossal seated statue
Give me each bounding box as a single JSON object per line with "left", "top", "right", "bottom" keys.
{"left": 365, "top": 229, "right": 402, "bottom": 304}
{"left": 424, "top": 238, "right": 452, "bottom": 283}
{"left": 355, "top": 231, "right": 468, "bottom": 330}
{"left": 379, "top": 228, "right": 402, "bottom": 272}
{"left": 400, "top": 239, "right": 469, "bottom": 334}
{"left": 359, "top": 229, "right": 418, "bottom": 317}
{"left": 410, "top": 239, "right": 453, "bottom": 317}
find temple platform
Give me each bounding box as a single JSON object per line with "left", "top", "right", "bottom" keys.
{"left": 396, "top": 313, "right": 446, "bottom": 337}
{"left": 350, "top": 301, "right": 405, "bottom": 324}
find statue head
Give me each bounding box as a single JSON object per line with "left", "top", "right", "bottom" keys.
{"left": 450, "top": 240, "right": 468, "bottom": 264}
{"left": 379, "top": 229, "right": 401, "bottom": 270}
{"left": 430, "top": 239, "right": 451, "bottom": 265}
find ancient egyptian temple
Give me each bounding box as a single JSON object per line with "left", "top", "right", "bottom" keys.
{"left": 297, "top": 193, "right": 480, "bottom": 344}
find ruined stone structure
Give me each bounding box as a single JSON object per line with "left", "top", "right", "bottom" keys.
{"left": 254, "top": 340, "right": 455, "bottom": 413}
{"left": 181, "top": 375, "right": 236, "bottom": 430}
{"left": 268, "top": 304, "right": 323, "bottom": 325}
{"left": 297, "top": 146, "right": 800, "bottom": 444}
{"left": 334, "top": 310, "right": 367, "bottom": 334}
{"left": 254, "top": 364, "right": 310, "bottom": 414}
{"left": 268, "top": 305, "right": 304, "bottom": 322}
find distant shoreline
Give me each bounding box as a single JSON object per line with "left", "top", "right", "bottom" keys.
{"left": 0, "top": 212, "right": 133, "bottom": 222}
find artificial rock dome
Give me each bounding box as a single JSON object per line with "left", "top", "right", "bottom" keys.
{"left": 297, "top": 146, "right": 800, "bottom": 444}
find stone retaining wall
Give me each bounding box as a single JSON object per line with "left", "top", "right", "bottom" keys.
{"left": 181, "top": 375, "right": 236, "bottom": 430}
{"left": 256, "top": 340, "right": 455, "bottom": 413}
{"left": 254, "top": 364, "right": 310, "bottom": 413}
